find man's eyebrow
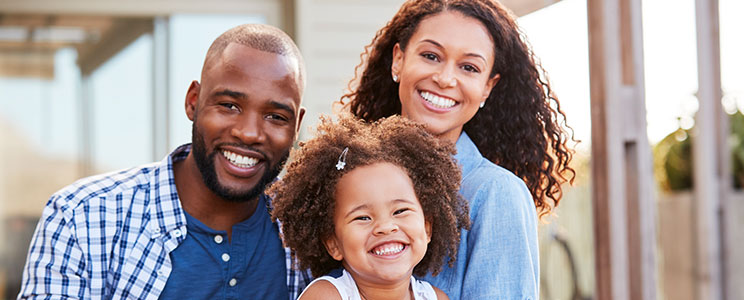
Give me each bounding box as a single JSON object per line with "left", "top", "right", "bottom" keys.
{"left": 212, "top": 89, "right": 246, "bottom": 99}
{"left": 268, "top": 100, "right": 296, "bottom": 118}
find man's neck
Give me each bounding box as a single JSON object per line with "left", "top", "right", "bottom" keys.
{"left": 173, "top": 153, "right": 259, "bottom": 240}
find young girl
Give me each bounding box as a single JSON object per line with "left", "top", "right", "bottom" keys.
{"left": 269, "top": 115, "right": 470, "bottom": 300}
{"left": 341, "top": 0, "right": 576, "bottom": 298}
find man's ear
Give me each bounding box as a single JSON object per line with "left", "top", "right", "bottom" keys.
{"left": 185, "top": 80, "right": 201, "bottom": 121}
{"left": 391, "top": 43, "right": 404, "bottom": 77}
{"left": 482, "top": 74, "right": 500, "bottom": 100}
{"left": 295, "top": 107, "right": 306, "bottom": 134}
{"left": 323, "top": 236, "right": 344, "bottom": 261}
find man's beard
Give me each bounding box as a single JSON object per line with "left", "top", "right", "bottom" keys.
{"left": 191, "top": 119, "right": 288, "bottom": 202}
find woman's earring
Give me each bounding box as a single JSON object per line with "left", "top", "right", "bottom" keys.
{"left": 479, "top": 101, "right": 485, "bottom": 108}
{"left": 392, "top": 74, "right": 399, "bottom": 83}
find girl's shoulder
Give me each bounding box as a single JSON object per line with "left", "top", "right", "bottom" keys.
{"left": 412, "top": 277, "right": 447, "bottom": 300}
{"left": 298, "top": 279, "right": 342, "bottom": 300}
{"left": 299, "top": 269, "right": 354, "bottom": 300}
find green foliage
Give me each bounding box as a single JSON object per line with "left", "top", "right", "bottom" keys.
{"left": 653, "top": 112, "right": 744, "bottom": 191}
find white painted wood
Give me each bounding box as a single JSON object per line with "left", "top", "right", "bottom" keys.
{"left": 0, "top": 0, "right": 283, "bottom": 26}
{"left": 152, "top": 17, "right": 171, "bottom": 160}
{"left": 692, "top": 0, "right": 725, "bottom": 299}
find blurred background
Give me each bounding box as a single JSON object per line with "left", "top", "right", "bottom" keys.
{"left": 0, "top": 0, "right": 741, "bottom": 299}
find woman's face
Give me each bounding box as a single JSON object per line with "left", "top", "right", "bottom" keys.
{"left": 392, "top": 11, "right": 499, "bottom": 143}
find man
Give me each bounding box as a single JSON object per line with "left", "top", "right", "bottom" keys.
{"left": 18, "top": 24, "right": 309, "bottom": 299}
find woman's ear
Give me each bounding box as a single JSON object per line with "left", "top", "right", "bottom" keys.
{"left": 425, "top": 220, "right": 432, "bottom": 243}
{"left": 391, "top": 43, "right": 404, "bottom": 77}
{"left": 482, "top": 74, "right": 500, "bottom": 100}
{"left": 323, "top": 236, "right": 344, "bottom": 261}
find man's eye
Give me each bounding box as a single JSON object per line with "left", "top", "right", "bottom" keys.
{"left": 220, "top": 103, "right": 239, "bottom": 111}
{"left": 267, "top": 113, "right": 289, "bottom": 122}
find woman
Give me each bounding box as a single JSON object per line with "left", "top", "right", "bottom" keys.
{"left": 340, "top": 0, "right": 576, "bottom": 298}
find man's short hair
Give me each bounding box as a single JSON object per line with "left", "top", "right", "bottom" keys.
{"left": 203, "top": 24, "right": 306, "bottom": 90}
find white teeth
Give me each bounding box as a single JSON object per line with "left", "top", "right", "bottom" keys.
{"left": 222, "top": 150, "right": 258, "bottom": 168}
{"left": 372, "top": 243, "right": 405, "bottom": 256}
{"left": 420, "top": 91, "right": 456, "bottom": 109}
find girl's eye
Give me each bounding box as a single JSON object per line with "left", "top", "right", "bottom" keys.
{"left": 394, "top": 208, "right": 409, "bottom": 215}
{"left": 353, "top": 216, "right": 371, "bottom": 221}
{"left": 421, "top": 52, "right": 439, "bottom": 62}
{"left": 462, "top": 64, "right": 480, "bottom": 73}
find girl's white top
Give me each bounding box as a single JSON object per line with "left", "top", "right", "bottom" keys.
{"left": 299, "top": 268, "right": 438, "bottom": 300}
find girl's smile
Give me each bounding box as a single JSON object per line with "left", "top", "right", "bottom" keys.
{"left": 324, "top": 162, "right": 432, "bottom": 286}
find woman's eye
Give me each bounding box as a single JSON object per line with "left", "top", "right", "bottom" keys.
{"left": 421, "top": 52, "right": 439, "bottom": 62}
{"left": 462, "top": 64, "right": 480, "bottom": 73}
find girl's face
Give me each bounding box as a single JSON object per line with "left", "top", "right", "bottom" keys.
{"left": 324, "top": 162, "right": 431, "bottom": 286}
{"left": 392, "top": 11, "right": 499, "bottom": 143}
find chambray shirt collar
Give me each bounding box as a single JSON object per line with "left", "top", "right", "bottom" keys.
{"left": 149, "top": 144, "right": 191, "bottom": 251}
{"left": 454, "top": 131, "right": 482, "bottom": 178}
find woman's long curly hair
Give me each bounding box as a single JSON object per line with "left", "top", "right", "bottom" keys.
{"left": 268, "top": 115, "right": 470, "bottom": 278}
{"left": 340, "top": 0, "right": 576, "bottom": 217}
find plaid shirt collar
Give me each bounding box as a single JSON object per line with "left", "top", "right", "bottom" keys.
{"left": 146, "top": 144, "right": 192, "bottom": 252}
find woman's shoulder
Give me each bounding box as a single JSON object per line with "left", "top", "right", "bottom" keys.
{"left": 461, "top": 159, "right": 535, "bottom": 220}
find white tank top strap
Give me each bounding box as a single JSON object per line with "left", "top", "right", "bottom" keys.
{"left": 300, "top": 269, "right": 438, "bottom": 300}
{"left": 411, "top": 276, "right": 438, "bottom": 300}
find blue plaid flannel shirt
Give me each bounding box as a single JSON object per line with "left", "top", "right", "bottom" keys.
{"left": 18, "top": 144, "right": 311, "bottom": 300}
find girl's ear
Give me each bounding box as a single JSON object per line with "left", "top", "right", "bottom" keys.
{"left": 482, "top": 73, "right": 501, "bottom": 100}
{"left": 323, "top": 236, "right": 344, "bottom": 261}
{"left": 425, "top": 220, "right": 432, "bottom": 243}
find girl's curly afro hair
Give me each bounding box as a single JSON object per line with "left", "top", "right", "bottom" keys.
{"left": 268, "top": 114, "right": 469, "bottom": 278}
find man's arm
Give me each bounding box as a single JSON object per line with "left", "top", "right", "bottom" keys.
{"left": 18, "top": 196, "right": 87, "bottom": 299}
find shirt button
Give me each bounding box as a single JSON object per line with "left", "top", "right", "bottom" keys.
{"left": 172, "top": 229, "right": 182, "bottom": 237}
{"left": 214, "top": 235, "right": 224, "bottom": 244}
{"left": 221, "top": 253, "right": 230, "bottom": 262}
{"left": 229, "top": 278, "right": 237, "bottom": 286}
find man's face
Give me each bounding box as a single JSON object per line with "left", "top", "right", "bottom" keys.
{"left": 185, "top": 43, "right": 305, "bottom": 202}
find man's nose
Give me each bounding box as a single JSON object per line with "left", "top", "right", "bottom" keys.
{"left": 230, "top": 114, "right": 266, "bottom": 145}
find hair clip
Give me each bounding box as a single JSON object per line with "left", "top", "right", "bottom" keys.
{"left": 336, "top": 147, "right": 349, "bottom": 170}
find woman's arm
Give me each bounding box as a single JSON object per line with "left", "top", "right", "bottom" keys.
{"left": 462, "top": 176, "right": 540, "bottom": 299}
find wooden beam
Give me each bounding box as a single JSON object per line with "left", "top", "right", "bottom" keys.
{"left": 76, "top": 18, "right": 152, "bottom": 76}
{"left": 0, "top": 48, "right": 55, "bottom": 79}
{"left": 587, "top": 0, "right": 657, "bottom": 299}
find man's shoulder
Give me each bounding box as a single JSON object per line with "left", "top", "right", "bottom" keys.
{"left": 49, "top": 162, "right": 161, "bottom": 211}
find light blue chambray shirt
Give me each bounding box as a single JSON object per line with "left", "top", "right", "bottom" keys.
{"left": 422, "top": 132, "right": 539, "bottom": 300}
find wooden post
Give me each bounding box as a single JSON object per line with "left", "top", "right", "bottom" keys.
{"left": 587, "top": 0, "right": 657, "bottom": 299}
{"left": 692, "top": 0, "right": 726, "bottom": 299}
